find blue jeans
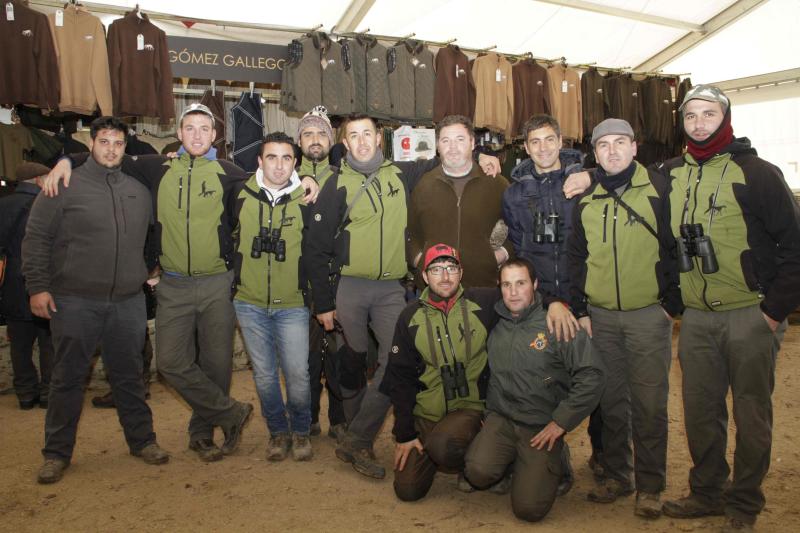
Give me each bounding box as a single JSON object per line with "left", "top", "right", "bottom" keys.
{"left": 234, "top": 301, "right": 311, "bottom": 436}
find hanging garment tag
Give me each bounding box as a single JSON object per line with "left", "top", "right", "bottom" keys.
{"left": 6, "top": 2, "right": 14, "bottom": 21}
{"left": 561, "top": 80, "right": 568, "bottom": 93}
{"left": 455, "top": 64, "right": 459, "bottom": 78}
{"left": 496, "top": 68, "right": 502, "bottom": 82}
{"left": 137, "top": 33, "right": 144, "bottom": 51}
{"left": 320, "top": 57, "right": 328, "bottom": 70}
{"left": 55, "top": 9, "right": 64, "bottom": 27}
{"left": 410, "top": 57, "right": 420, "bottom": 67}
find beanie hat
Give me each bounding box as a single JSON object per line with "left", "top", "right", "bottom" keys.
{"left": 296, "top": 105, "right": 334, "bottom": 144}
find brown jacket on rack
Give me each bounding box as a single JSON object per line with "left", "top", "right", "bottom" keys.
{"left": 48, "top": 5, "right": 113, "bottom": 116}
{"left": 603, "top": 74, "right": 644, "bottom": 141}
{"left": 107, "top": 10, "right": 174, "bottom": 120}
{"left": 0, "top": 0, "right": 60, "bottom": 109}
{"left": 546, "top": 64, "right": 582, "bottom": 140}
{"left": 472, "top": 53, "right": 514, "bottom": 138}
{"left": 511, "top": 59, "right": 550, "bottom": 136}
{"left": 580, "top": 67, "right": 606, "bottom": 141}
{"left": 433, "top": 45, "right": 475, "bottom": 122}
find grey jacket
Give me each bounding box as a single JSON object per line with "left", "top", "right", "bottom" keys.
{"left": 22, "top": 156, "right": 152, "bottom": 301}
{"left": 486, "top": 293, "right": 604, "bottom": 431}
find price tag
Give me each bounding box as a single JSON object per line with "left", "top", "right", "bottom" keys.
{"left": 495, "top": 68, "right": 501, "bottom": 82}
{"left": 137, "top": 33, "right": 144, "bottom": 51}
{"left": 561, "top": 80, "right": 568, "bottom": 93}
{"left": 55, "top": 9, "right": 64, "bottom": 27}
{"left": 6, "top": 2, "right": 14, "bottom": 22}
{"left": 455, "top": 64, "right": 459, "bottom": 78}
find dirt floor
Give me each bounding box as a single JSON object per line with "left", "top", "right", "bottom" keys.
{"left": 1, "top": 323, "right": 799, "bottom": 533}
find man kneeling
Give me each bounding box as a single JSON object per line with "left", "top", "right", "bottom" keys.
{"left": 464, "top": 259, "right": 603, "bottom": 521}
{"left": 380, "top": 244, "right": 499, "bottom": 501}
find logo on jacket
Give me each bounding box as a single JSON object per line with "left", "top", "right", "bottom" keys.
{"left": 705, "top": 194, "right": 726, "bottom": 216}
{"left": 314, "top": 213, "right": 322, "bottom": 222}
{"left": 281, "top": 216, "right": 296, "bottom": 227}
{"left": 22, "top": 30, "right": 33, "bottom": 37}
{"left": 458, "top": 323, "right": 475, "bottom": 343}
{"left": 199, "top": 181, "right": 216, "bottom": 198}
{"left": 624, "top": 212, "right": 638, "bottom": 227}
{"left": 387, "top": 182, "right": 400, "bottom": 197}
{"left": 530, "top": 333, "right": 548, "bottom": 351}
{"left": 84, "top": 35, "right": 94, "bottom": 40}
{"left": 144, "top": 44, "right": 155, "bottom": 51}
{"left": 391, "top": 345, "right": 399, "bottom": 354}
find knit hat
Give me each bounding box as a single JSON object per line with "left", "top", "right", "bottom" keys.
{"left": 297, "top": 105, "right": 334, "bottom": 144}
{"left": 14, "top": 162, "right": 50, "bottom": 182}
{"left": 179, "top": 103, "right": 215, "bottom": 126}
{"left": 422, "top": 243, "right": 461, "bottom": 270}
{"left": 679, "top": 84, "right": 730, "bottom": 114}
{"left": 591, "top": 118, "right": 635, "bottom": 146}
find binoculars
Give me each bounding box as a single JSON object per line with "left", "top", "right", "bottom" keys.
{"left": 251, "top": 227, "right": 286, "bottom": 262}
{"left": 440, "top": 361, "right": 469, "bottom": 401}
{"left": 533, "top": 211, "right": 560, "bottom": 243}
{"left": 677, "top": 223, "right": 719, "bottom": 274}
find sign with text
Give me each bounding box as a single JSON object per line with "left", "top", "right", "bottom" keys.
{"left": 167, "top": 36, "right": 288, "bottom": 83}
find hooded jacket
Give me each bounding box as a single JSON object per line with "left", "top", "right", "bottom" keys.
{"left": 503, "top": 149, "right": 583, "bottom": 303}
{"left": 660, "top": 138, "right": 800, "bottom": 321}
{"left": 486, "top": 293, "right": 604, "bottom": 431}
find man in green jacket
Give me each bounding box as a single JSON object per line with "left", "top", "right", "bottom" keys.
{"left": 660, "top": 85, "right": 800, "bottom": 533}
{"left": 464, "top": 258, "right": 603, "bottom": 522}
{"left": 380, "top": 244, "right": 498, "bottom": 501}
{"left": 568, "top": 118, "right": 682, "bottom": 518}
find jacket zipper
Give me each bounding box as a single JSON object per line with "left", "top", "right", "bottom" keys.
{"left": 602, "top": 204, "right": 608, "bottom": 243}
{"left": 106, "top": 177, "right": 120, "bottom": 300}
{"left": 548, "top": 181, "right": 560, "bottom": 295}
{"left": 374, "top": 179, "right": 385, "bottom": 278}
{"left": 178, "top": 176, "right": 183, "bottom": 209}
{"left": 692, "top": 166, "right": 713, "bottom": 310}
{"left": 612, "top": 200, "right": 622, "bottom": 309}
{"left": 186, "top": 159, "right": 194, "bottom": 275}
{"left": 266, "top": 202, "right": 274, "bottom": 307}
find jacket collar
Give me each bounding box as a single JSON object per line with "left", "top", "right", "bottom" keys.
{"left": 510, "top": 149, "right": 583, "bottom": 183}
{"left": 419, "top": 285, "right": 465, "bottom": 315}
{"left": 494, "top": 292, "right": 543, "bottom": 322}
{"left": 299, "top": 156, "right": 332, "bottom": 178}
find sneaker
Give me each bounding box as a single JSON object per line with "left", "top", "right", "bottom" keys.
{"left": 309, "top": 422, "right": 322, "bottom": 437}
{"left": 328, "top": 422, "right": 348, "bottom": 442}
{"left": 587, "top": 478, "right": 634, "bottom": 503}
{"left": 92, "top": 391, "right": 116, "bottom": 409}
{"left": 721, "top": 517, "right": 754, "bottom": 532}
{"left": 489, "top": 473, "right": 512, "bottom": 495}
{"left": 663, "top": 494, "right": 725, "bottom": 519}
{"left": 635, "top": 491, "right": 663, "bottom": 519}
{"left": 456, "top": 472, "right": 475, "bottom": 493}
{"left": 189, "top": 438, "right": 224, "bottom": 462}
{"left": 132, "top": 443, "right": 170, "bottom": 465}
{"left": 291, "top": 434, "right": 313, "bottom": 461}
{"left": 267, "top": 433, "right": 292, "bottom": 462}
{"left": 221, "top": 402, "right": 254, "bottom": 455}
{"left": 37, "top": 458, "right": 68, "bottom": 484}
{"left": 352, "top": 448, "right": 385, "bottom": 479}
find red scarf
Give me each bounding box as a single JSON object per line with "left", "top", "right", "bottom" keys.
{"left": 686, "top": 109, "right": 734, "bottom": 163}
{"left": 427, "top": 293, "right": 457, "bottom": 314}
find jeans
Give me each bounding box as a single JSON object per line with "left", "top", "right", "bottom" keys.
{"left": 234, "top": 301, "right": 312, "bottom": 436}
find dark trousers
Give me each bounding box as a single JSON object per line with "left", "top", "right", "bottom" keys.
{"left": 155, "top": 270, "right": 240, "bottom": 441}
{"left": 589, "top": 303, "right": 672, "bottom": 493}
{"left": 308, "top": 318, "right": 345, "bottom": 426}
{"left": 7, "top": 318, "right": 54, "bottom": 401}
{"left": 679, "top": 305, "right": 786, "bottom": 525}
{"left": 44, "top": 294, "right": 155, "bottom": 461}
{"left": 465, "top": 412, "right": 563, "bottom": 522}
{"left": 394, "top": 409, "right": 483, "bottom": 502}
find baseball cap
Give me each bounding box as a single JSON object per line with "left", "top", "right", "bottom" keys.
{"left": 591, "top": 118, "right": 635, "bottom": 146}
{"left": 179, "top": 103, "right": 215, "bottom": 125}
{"left": 678, "top": 84, "right": 730, "bottom": 113}
{"left": 423, "top": 243, "right": 461, "bottom": 271}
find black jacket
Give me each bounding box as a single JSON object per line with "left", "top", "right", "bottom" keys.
{"left": 0, "top": 182, "right": 40, "bottom": 319}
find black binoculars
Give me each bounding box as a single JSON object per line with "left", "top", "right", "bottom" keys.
{"left": 440, "top": 361, "right": 469, "bottom": 401}
{"left": 251, "top": 227, "right": 286, "bottom": 261}
{"left": 533, "top": 211, "right": 560, "bottom": 243}
{"left": 677, "top": 223, "right": 719, "bottom": 274}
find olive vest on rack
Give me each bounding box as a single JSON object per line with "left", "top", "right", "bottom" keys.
{"left": 320, "top": 36, "right": 354, "bottom": 116}
{"left": 287, "top": 34, "right": 323, "bottom": 114}
{"left": 344, "top": 36, "right": 392, "bottom": 118}
{"left": 388, "top": 40, "right": 435, "bottom": 122}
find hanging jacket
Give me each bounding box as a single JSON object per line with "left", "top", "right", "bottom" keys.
{"left": 320, "top": 36, "right": 354, "bottom": 116}
{"left": 487, "top": 294, "right": 604, "bottom": 431}
{"left": 511, "top": 59, "right": 550, "bottom": 137}
{"left": 231, "top": 92, "right": 264, "bottom": 173}
{"left": 379, "top": 286, "right": 499, "bottom": 442}
{"left": 580, "top": 67, "right": 606, "bottom": 142}
{"left": 503, "top": 150, "right": 583, "bottom": 304}
{"left": 433, "top": 45, "right": 475, "bottom": 122}
{"left": 472, "top": 53, "right": 514, "bottom": 137}
{"left": 287, "top": 34, "right": 323, "bottom": 114}
{"left": 546, "top": 64, "right": 582, "bottom": 140}
{"left": 660, "top": 138, "right": 800, "bottom": 322}
{"left": 568, "top": 161, "right": 682, "bottom": 317}
{"left": 388, "top": 40, "right": 435, "bottom": 121}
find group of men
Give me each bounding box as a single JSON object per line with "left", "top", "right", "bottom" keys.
{"left": 2, "top": 82, "right": 798, "bottom": 532}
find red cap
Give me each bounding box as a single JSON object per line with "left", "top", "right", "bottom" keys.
{"left": 422, "top": 243, "right": 460, "bottom": 270}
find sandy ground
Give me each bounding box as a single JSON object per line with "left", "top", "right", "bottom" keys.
{"left": 1, "top": 323, "right": 799, "bottom": 533}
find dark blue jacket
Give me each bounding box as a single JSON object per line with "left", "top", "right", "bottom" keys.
{"left": 0, "top": 182, "right": 40, "bottom": 320}
{"left": 502, "top": 149, "right": 583, "bottom": 304}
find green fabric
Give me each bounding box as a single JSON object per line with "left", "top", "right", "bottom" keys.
{"left": 298, "top": 156, "right": 334, "bottom": 189}
{"left": 156, "top": 153, "right": 228, "bottom": 276}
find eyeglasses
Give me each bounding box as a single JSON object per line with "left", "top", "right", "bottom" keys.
{"left": 427, "top": 264, "right": 461, "bottom": 276}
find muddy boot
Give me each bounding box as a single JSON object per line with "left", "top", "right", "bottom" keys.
{"left": 91, "top": 391, "right": 115, "bottom": 409}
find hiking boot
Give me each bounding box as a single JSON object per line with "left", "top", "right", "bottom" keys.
{"left": 37, "top": 458, "right": 68, "bottom": 484}
{"left": 92, "top": 391, "right": 116, "bottom": 409}
{"left": 19, "top": 397, "right": 39, "bottom": 410}
{"left": 291, "top": 434, "right": 313, "bottom": 461}
{"left": 189, "top": 438, "right": 224, "bottom": 462}
{"left": 456, "top": 473, "right": 475, "bottom": 493}
{"left": 634, "top": 491, "right": 663, "bottom": 519}
{"left": 39, "top": 396, "right": 48, "bottom": 409}
{"left": 663, "top": 494, "right": 725, "bottom": 518}
{"left": 335, "top": 437, "right": 356, "bottom": 464}
{"left": 587, "top": 478, "right": 634, "bottom": 503}
{"left": 267, "top": 433, "right": 292, "bottom": 462}
{"left": 557, "top": 444, "right": 574, "bottom": 496}
{"left": 132, "top": 443, "right": 170, "bottom": 465}
{"left": 328, "top": 422, "right": 348, "bottom": 442}
{"left": 557, "top": 474, "right": 574, "bottom": 497}
{"left": 221, "top": 402, "right": 254, "bottom": 455}
{"left": 489, "top": 473, "right": 512, "bottom": 495}
{"left": 588, "top": 450, "right": 606, "bottom": 479}
{"left": 309, "top": 422, "right": 321, "bottom": 436}
{"left": 721, "top": 517, "right": 754, "bottom": 532}
{"left": 351, "top": 447, "right": 385, "bottom": 479}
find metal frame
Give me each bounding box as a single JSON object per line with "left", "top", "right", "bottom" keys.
{"left": 532, "top": 0, "right": 704, "bottom": 32}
